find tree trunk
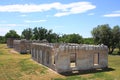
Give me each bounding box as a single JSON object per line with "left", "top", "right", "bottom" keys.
{"left": 118, "top": 48, "right": 120, "bottom": 55}
{"left": 108, "top": 47, "right": 112, "bottom": 54}
{"left": 110, "top": 47, "right": 115, "bottom": 54}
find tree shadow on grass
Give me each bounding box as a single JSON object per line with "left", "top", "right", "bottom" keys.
{"left": 60, "top": 67, "right": 115, "bottom": 76}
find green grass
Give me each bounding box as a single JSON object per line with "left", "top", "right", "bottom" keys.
{"left": 0, "top": 44, "right": 62, "bottom": 80}
{"left": 0, "top": 44, "right": 120, "bottom": 80}
{"left": 112, "top": 48, "right": 120, "bottom": 55}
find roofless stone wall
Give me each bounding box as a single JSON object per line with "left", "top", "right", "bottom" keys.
{"left": 7, "top": 38, "right": 108, "bottom": 73}
{"left": 13, "top": 39, "right": 31, "bottom": 54}
{"left": 7, "top": 38, "right": 48, "bottom": 54}
{"left": 7, "top": 38, "right": 15, "bottom": 48}
{"left": 31, "top": 43, "right": 108, "bottom": 73}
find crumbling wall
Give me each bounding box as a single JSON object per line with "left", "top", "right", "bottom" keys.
{"left": 13, "top": 40, "right": 21, "bottom": 52}
{"left": 7, "top": 38, "right": 108, "bottom": 73}
{"left": 76, "top": 45, "right": 108, "bottom": 70}
{"left": 13, "top": 39, "right": 31, "bottom": 53}
{"left": 31, "top": 43, "right": 56, "bottom": 70}
{"left": 7, "top": 38, "right": 15, "bottom": 48}
{"left": 31, "top": 43, "right": 108, "bottom": 73}
{"left": 6, "top": 37, "right": 108, "bottom": 73}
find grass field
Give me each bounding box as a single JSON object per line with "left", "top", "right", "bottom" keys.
{"left": 0, "top": 44, "right": 120, "bottom": 80}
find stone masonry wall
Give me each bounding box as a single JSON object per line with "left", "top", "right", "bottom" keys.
{"left": 7, "top": 38, "right": 108, "bottom": 73}
{"left": 31, "top": 43, "right": 108, "bottom": 73}
{"left": 7, "top": 38, "right": 15, "bottom": 48}
{"left": 31, "top": 43, "right": 56, "bottom": 70}
{"left": 13, "top": 39, "right": 31, "bottom": 53}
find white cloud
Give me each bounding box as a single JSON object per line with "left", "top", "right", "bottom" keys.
{"left": 0, "top": 24, "right": 27, "bottom": 27}
{"left": 0, "top": 3, "right": 60, "bottom": 13}
{"left": 0, "top": 24, "right": 28, "bottom": 36}
{"left": 0, "top": 27, "right": 23, "bottom": 36}
{"left": 0, "top": 24, "right": 17, "bottom": 27}
{"left": 54, "top": 2, "right": 96, "bottom": 17}
{"left": 54, "top": 12, "right": 70, "bottom": 17}
{"left": 104, "top": 14, "right": 120, "bottom": 17}
{"left": 0, "top": 2, "right": 96, "bottom": 17}
{"left": 24, "top": 20, "right": 47, "bottom": 23}
{"left": 103, "top": 10, "right": 120, "bottom": 17}
{"left": 0, "top": 27, "right": 10, "bottom": 36}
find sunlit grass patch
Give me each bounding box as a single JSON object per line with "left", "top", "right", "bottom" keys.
{"left": 0, "top": 44, "right": 63, "bottom": 80}
{"left": 19, "top": 58, "right": 47, "bottom": 75}
{"left": 1, "top": 44, "right": 120, "bottom": 80}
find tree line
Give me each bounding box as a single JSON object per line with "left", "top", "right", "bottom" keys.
{"left": 0, "top": 27, "right": 86, "bottom": 44}
{"left": 0, "top": 24, "right": 120, "bottom": 54}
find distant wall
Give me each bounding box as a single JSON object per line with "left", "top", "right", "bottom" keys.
{"left": 13, "top": 39, "right": 31, "bottom": 54}
{"left": 7, "top": 38, "right": 48, "bottom": 54}
{"left": 7, "top": 38, "right": 15, "bottom": 48}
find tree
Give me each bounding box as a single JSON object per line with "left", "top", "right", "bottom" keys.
{"left": 60, "top": 33, "right": 83, "bottom": 43}
{"left": 32, "top": 27, "right": 39, "bottom": 40}
{"left": 33, "top": 27, "right": 47, "bottom": 40}
{"left": 111, "top": 25, "right": 120, "bottom": 54}
{"left": 83, "top": 38, "right": 94, "bottom": 44}
{"left": 21, "top": 28, "right": 33, "bottom": 40}
{"left": 0, "top": 36, "right": 6, "bottom": 43}
{"left": 32, "top": 27, "right": 59, "bottom": 42}
{"left": 117, "top": 41, "right": 120, "bottom": 54}
{"left": 91, "top": 24, "right": 112, "bottom": 54}
{"left": 5, "top": 30, "right": 20, "bottom": 38}
{"left": 46, "top": 32, "right": 59, "bottom": 43}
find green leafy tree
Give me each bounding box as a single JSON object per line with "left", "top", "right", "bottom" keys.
{"left": 59, "top": 34, "right": 69, "bottom": 43}
{"left": 32, "top": 27, "right": 39, "bottom": 40}
{"left": 91, "top": 24, "right": 112, "bottom": 54}
{"left": 5, "top": 30, "right": 20, "bottom": 38}
{"left": 33, "top": 27, "right": 47, "bottom": 40}
{"left": 117, "top": 41, "right": 120, "bottom": 54}
{"left": 46, "top": 29, "right": 53, "bottom": 42}
{"left": 32, "top": 27, "right": 59, "bottom": 42}
{"left": 111, "top": 25, "right": 120, "bottom": 54}
{"left": 83, "top": 38, "right": 94, "bottom": 44}
{"left": 92, "top": 24, "right": 120, "bottom": 54}
{"left": 0, "top": 36, "right": 6, "bottom": 43}
{"left": 21, "top": 28, "right": 33, "bottom": 40}
{"left": 60, "top": 33, "right": 83, "bottom": 43}
{"left": 46, "top": 31, "right": 59, "bottom": 43}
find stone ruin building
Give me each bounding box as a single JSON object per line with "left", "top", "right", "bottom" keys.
{"left": 13, "top": 39, "right": 31, "bottom": 54}
{"left": 7, "top": 38, "right": 15, "bottom": 48}
{"left": 7, "top": 38, "right": 108, "bottom": 73}
{"left": 7, "top": 38, "right": 48, "bottom": 54}
{"left": 31, "top": 43, "right": 108, "bottom": 73}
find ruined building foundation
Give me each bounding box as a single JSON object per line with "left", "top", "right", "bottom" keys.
{"left": 7, "top": 38, "right": 108, "bottom": 73}
{"left": 31, "top": 43, "right": 108, "bottom": 73}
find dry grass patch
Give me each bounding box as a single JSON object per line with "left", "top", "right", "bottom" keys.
{"left": 0, "top": 44, "right": 63, "bottom": 80}
{"left": 1, "top": 44, "right": 120, "bottom": 80}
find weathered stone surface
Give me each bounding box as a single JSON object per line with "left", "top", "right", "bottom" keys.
{"left": 7, "top": 38, "right": 15, "bottom": 48}
{"left": 31, "top": 43, "right": 108, "bottom": 73}
{"left": 13, "top": 39, "right": 31, "bottom": 54}
{"left": 7, "top": 38, "right": 108, "bottom": 73}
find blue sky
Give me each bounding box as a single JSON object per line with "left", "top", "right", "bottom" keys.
{"left": 0, "top": 0, "right": 120, "bottom": 38}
